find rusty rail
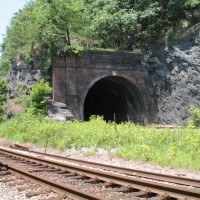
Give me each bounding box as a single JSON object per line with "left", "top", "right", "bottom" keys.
{"left": 0, "top": 162, "right": 105, "bottom": 200}
{"left": 9, "top": 144, "right": 200, "bottom": 188}
{"left": 0, "top": 148, "right": 200, "bottom": 199}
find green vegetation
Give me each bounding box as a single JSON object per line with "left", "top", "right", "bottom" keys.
{"left": 58, "top": 45, "right": 84, "bottom": 56}
{"left": 0, "top": 0, "right": 86, "bottom": 77}
{"left": 4, "top": 95, "right": 30, "bottom": 119}
{"left": 28, "top": 79, "right": 52, "bottom": 115}
{"left": 188, "top": 107, "right": 200, "bottom": 128}
{"left": 0, "top": 80, "right": 7, "bottom": 122}
{"left": 0, "top": 114, "right": 199, "bottom": 170}
{"left": 1, "top": 0, "right": 200, "bottom": 76}
{"left": 1, "top": 79, "right": 51, "bottom": 119}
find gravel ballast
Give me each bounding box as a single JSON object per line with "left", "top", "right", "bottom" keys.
{"left": 0, "top": 138, "right": 199, "bottom": 199}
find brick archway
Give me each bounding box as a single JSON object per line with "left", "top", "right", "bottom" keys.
{"left": 83, "top": 76, "right": 146, "bottom": 123}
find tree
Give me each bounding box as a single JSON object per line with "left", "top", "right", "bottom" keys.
{"left": 2, "top": 2, "right": 38, "bottom": 62}
{"left": 84, "top": 0, "right": 162, "bottom": 48}
{"left": 1, "top": 0, "right": 86, "bottom": 77}
{"left": 0, "top": 0, "right": 199, "bottom": 74}
{"left": 83, "top": 0, "right": 200, "bottom": 49}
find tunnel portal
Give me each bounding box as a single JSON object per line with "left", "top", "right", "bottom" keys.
{"left": 53, "top": 51, "right": 156, "bottom": 124}
{"left": 84, "top": 76, "right": 144, "bottom": 123}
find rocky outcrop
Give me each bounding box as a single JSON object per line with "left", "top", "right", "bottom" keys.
{"left": 7, "top": 57, "right": 75, "bottom": 122}
{"left": 48, "top": 101, "right": 74, "bottom": 122}
{"left": 144, "top": 25, "right": 200, "bottom": 125}
{"left": 7, "top": 56, "right": 42, "bottom": 98}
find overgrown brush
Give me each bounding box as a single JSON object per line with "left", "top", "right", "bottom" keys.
{"left": 28, "top": 79, "right": 52, "bottom": 115}
{"left": 0, "top": 80, "right": 7, "bottom": 122}
{"left": 188, "top": 107, "right": 200, "bottom": 128}
{"left": 0, "top": 114, "right": 199, "bottom": 170}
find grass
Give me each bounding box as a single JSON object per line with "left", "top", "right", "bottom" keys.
{"left": 0, "top": 113, "right": 199, "bottom": 171}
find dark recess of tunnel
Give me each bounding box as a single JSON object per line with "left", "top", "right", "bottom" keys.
{"left": 84, "top": 76, "right": 144, "bottom": 123}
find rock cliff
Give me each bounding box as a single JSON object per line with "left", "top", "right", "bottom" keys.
{"left": 8, "top": 56, "right": 42, "bottom": 98}
{"left": 145, "top": 25, "right": 200, "bottom": 125}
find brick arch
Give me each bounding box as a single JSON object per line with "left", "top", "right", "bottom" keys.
{"left": 80, "top": 75, "right": 147, "bottom": 123}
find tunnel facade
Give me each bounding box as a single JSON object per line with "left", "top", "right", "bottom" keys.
{"left": 53, "top": 51, "right": 157, "bottom": 124}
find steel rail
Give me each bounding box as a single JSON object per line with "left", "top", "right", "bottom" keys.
{"left": 0, "top": 162, "right": 105, "bottom": 200}
{"left": 0, "top": 148, "right": 200, "bottom": 199}
{"left": 9, "top": 145, "right": 200, "bottom": 188}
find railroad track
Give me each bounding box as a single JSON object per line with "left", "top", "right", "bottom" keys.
{"left": 0, "top": 147, "right": 200, "bottom": 199}
{"left": 0, "top": 161, "right": 103, "bottom": 200}
{"left": 10, "top": 144, "right": 200, "bottom": 188}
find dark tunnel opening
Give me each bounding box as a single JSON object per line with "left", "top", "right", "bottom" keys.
{"left": 84, "top": 77, "right": 144, "bottom": 123}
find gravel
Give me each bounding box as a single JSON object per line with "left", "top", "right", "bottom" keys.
{"left": 0, "top": 138, "right": 200, "bottom": 199}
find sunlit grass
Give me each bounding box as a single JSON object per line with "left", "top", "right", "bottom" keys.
{"left": 0, "top": 113, "right": 199, "bottom": 170}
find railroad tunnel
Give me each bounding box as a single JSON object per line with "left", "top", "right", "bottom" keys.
{"left": 84, "top": 76, "right": 145, "bottom": 123}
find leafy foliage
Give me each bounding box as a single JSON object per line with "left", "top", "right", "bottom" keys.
{"left": 58, "top": 45, "right": 84, "bottom": 56}
{"left": 188, "top": 107, "right": 200, "bottom": 128}
{"left": 1, "top": 0, "right": 86, "bottom": 76}
{"left": 0, "top": 0, "right": 200, "bottom": 77}
{"left": 83, "top": 0, "right": 200, "bottom": 48}
{"left": 0, "top": 80, "right": 7, "bottom": 122}
{"left": 28, "top": 79, "right": 52, "bottom": 115}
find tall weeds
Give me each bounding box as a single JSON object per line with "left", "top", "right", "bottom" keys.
{"left": 0, "top": 113, "right": 199, "bottom": 170}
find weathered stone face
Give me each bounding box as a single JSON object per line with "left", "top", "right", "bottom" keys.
{"left": 144, "top": 27, "right": 200, "bottom": 125}
{"left": 8, "top": 56, "right": 42, "bottom": 98}
{"left": 53, "top": 51, "right": 156, "bottom": 124}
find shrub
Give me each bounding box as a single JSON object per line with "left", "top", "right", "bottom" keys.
{"left": 188, "top": 107, "right": 200, "bottom": 128}
{"left": 58, "top": 45, "right": 84, "bottom": 56}
{"left": 0, "top": 80, "right": 7, "bottom": 122}
{"left": 4, "top": 95, "right": 31, "bottom": 118}
{"left": 28, "top": 79, "right": 52, "bottom": 115}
